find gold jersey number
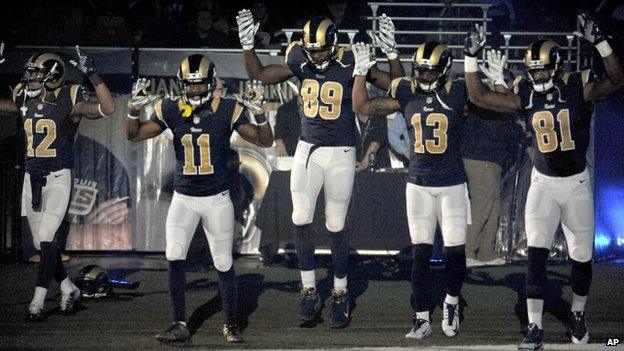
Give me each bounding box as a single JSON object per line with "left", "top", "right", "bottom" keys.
{"left": 410, "top": 113, "right": 448, "bottom": 154}
{"left": 532, "top": 109, "right": 576, "bottom": 153}
{"left": 300, "top": 79, "right": 343, "bottom": 120}
{"left": 181, "top": 134, "right": 214, "bottom": 175}
{"left": 24, "top": 119, "right": 57, "bottom": 157}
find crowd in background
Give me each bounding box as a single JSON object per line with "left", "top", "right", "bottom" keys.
{"left": 2, "top": 0, "right": 615, "bottom": 50}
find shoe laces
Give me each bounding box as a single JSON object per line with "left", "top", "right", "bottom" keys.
{"left": 223, "top": 323, "right": 240, "bottom": 336}
{"left": 331, "top": 289, "right": 347, "bottom": 303}
{"left": 572, "top": 311, "right": 585, "bottom": 322}
{"left": 301, "top": 287, "right": 318, "bottom": 299}
{"left": 444, "top": 303, "right": 456, "bottom": 324}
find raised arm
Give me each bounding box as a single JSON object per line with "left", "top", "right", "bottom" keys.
{"left": 69, "top": 46, "right": 115, "bottom": 120}
{"left": 237, "top": 9, "right": 294, "bottom": 84}
{"left": 464, "top": 26, "right": 521, "bottom": 113}
{"left": 0, "top": 43, "right": 20, "bottom": 114}
{"left": 0, "top": 99, "right": 18, "bottom": 114}
{"left": 575, "top": 14, "right": 624, "bottom": 103}
{"left": 351, "top": 43, "right": 402, "bottom": 116}
{"left": 235, "top": 80, "right": 273, "bottom": 147}
{"left": 368, "top": 14, "right": 405, "bottom": 90}
{"left": 125, "top": 78, "right": 164, "bottom": 142}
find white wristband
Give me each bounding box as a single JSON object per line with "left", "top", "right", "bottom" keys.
{"left": 242, "top": 44, "right": 254, "bottom": 51}
{"left": 127, "top": 114, "right": 140, "bottom": 120}
{"left": 465, "top": 56, "right": 478, "bottom": 73}
{"left": 98, "top": 103, "right": 108, "bottom": 117}
{"left": 596, "top": 41, "right": 613, "bottom": 58}
{"left": 386, "top": 51, "right": 398, "bottom": 60}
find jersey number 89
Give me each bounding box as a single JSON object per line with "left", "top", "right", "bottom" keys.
{"left": 300, "top": 79, "right": 343, "bottom": 120}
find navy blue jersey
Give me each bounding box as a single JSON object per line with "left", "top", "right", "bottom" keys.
{"left": 514, "top": 70, "right": 596, "bottom": 176}
{"left": 13, "top": 84, "right": 87, "bottom": 174}
{"left": 285, "top": 42, "right": 357, "bottom": 146}
{"left": 389, "top": 77, "right": 468, "bottom": 187}
{"left": 150, "top": 96, "right": 250, "bottom": 197}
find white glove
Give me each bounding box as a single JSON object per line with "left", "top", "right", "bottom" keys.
{"left": 352, "top": 43, "right": 376, "bottom": 77}
{"left": 236, "top": 9, "right": 259, "bottom": 50}
{"left": 127, "top": 78, "right": 159, "bottom": 110}
{"left": 241, "top": 79, "right": 264, "bottom": 114}
{"left": 479, "top": 49, "right": 507, "bottom": 89}
{"left": 0, "top": 42, "right": 5, "bottom": 65}
{"left": 373, "top": 14, "right": 397, "bottom": 60}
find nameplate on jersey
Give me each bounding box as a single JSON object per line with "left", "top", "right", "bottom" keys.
{"left": 544, "top": 104, "right": 556, "bottom": 109}
{"left": 423, "top": 107, "right": 434, "bottom": 112}
{"left": 190, "top": 127, "right": 203, "bottom": 133}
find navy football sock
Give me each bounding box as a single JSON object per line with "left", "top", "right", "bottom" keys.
{"left": 295, "top": 224, "right": 315, "bottom": 271}
{"left": 36, "top": 242, "right": 59, "bottom": 289}
{"left": 218, "top": 268, "right": 238, "bottom": 325}
{"left": 411, "top": 244, "right": 433, "bottom": 312}
{"left": 330, "top": 229, "right": 349, "bottom": 280}
{"left": 445, "top": 244, "right": 466, "bottom": 298}
{"left": 168, "top": 260, "right": 187, "bottom": 322}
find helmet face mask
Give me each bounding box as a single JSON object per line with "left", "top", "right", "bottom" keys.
{"left": 412, "top": 41, "right": 452, "bottom": 92}
{"left": 177, "top": 54, "right": 216, "bottom": 106}
{"left": 524, "top": 39, "right": 562, "bottom": 93}
{"left": 302, "top": 17, "right": 338, "bottom": 72}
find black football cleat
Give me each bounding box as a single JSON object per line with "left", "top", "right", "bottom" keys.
{"left": 329, "top": 289, "right": 350, "bottom": 329}
{"left": 299, "top": 287, "right": 321, "bottom": 328}
{"left": 156, "top": 322, "right": 191, "bottom": 344}
{"left": 570, "top": 311, "right": 589, "bottom": 344}
{"left": 518, "top": 323, "right": 544, "bottom": 350}
{"left": 59, "top": 287, "right": 81, "bottom": 315}
{"left": 222, "top": 323, "right": 244, "bottom": 343}
{"left": 27, "top": 303, "right": 44, "bottom": 323}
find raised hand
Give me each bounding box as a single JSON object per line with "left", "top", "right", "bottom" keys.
{"left": 373, "top": 14, "right": 397, "bottom": 59}
{"left": 241, "top": 79, "right": 265, "bottom": 114}
{"left": 127, "top": 78, "right": 159, "bottom": 110}
{"left": 352, "top": 42, "right": 375, "bottom": 77}
{"left": 0, "top": 42, "right": 5, "bottom": 65}
{"left": 464, "top": 23, "right": 486, "bottom": 58}
{"left": 236, "top": 9, "right": 259, "bottom": 50}
{"left": 479, "top": 49, "right": 507, "bottom": 88}
{"left": 574, "top": 13, "right": 607, "bottom": 45}
{"left": 69, "top": 45, "right": 97, "bottom": 76}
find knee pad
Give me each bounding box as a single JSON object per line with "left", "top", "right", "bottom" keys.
{"left": 166, "top": 241, "right": 187, "bottom": 261}
{"left": 569, "top": 245, "right": 593, "bottom": 263}
{"left": 325, "top": 217, "right": 345, "bottom": 233}
{"left": 212, "top": 253, "right": 233, "bottom": 272}
{"left": 292, "top": 209, "right": 312, "bottom": 227}
{"left": 444, "top": 226, "right": 466, "bottom": 247}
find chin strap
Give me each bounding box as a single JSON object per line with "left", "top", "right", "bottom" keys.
{"left": 417, "top": 80, "right": 438, "bottom": 92}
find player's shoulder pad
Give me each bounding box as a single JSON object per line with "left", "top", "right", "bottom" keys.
{"left": 154, "top": 98, "right": 169, "bottom": 122}
{"left": 12, "top": 83, "right": 24, "bottom": 102}
{"left": 512, "top": 76, "right": 525, "bottom": 95}
{"left": 389, "top": 76, "right": 412, "bottom": 98}
{"left": 68, "top": 84, "right": 88, "bottom": 106}
{"left": 230, "top": 100, "right": 245, "bottom": 125}
{"left": 285, "top": 41, "right": 304, "bottom": 65}
{"left": 336, "top": 47, "right": 354, "bottom": 65}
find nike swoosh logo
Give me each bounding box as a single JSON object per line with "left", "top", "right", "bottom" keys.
{"left": 579, "top": 179, "right": 587, "bottom": 183}
{"left": 343, "top": 149, "right": 350, "bottom": 153}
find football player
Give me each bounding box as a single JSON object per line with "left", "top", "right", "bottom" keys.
{"left": 126, "top": 54, "right": 273, "bottom": 344}
{"left": 462, "top": 15, "right": 623, "bottom": 350}
{"left": 236, "top": 10, "right": 404, "bottom": 329}
{"left": 351, "top": 41, "right": 471, "bottom": 339}
{"left": 0, "top": 45, "right": 115, "bottom": 321}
